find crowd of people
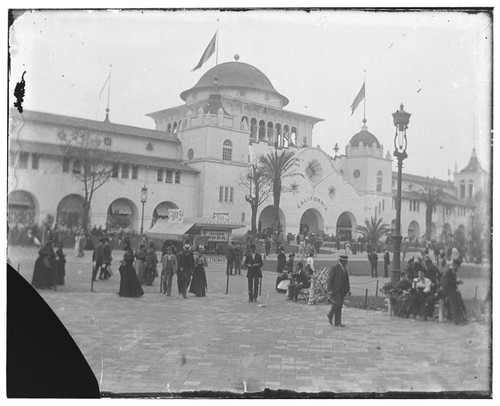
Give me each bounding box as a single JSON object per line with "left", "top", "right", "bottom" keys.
{"left": 386, "top": 254, "right": 468, "bottom": 325}
{"left": 28, "top": 224, "right": 470, "bottom": 327}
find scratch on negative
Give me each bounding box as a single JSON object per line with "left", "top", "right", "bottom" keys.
{"left": 165, "top": 382, "right": 173, "bottom": 398}
{"left": 99, "top": 351, "right": 104, "bottom": 385}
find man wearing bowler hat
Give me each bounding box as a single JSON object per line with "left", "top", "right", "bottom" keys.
{"left": 327, "top": 254, "right": 351, "bottom": 327}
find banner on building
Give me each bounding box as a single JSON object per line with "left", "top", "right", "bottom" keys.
{"left": 167, "top": 209, "right": 184, "bottom": 223}
{"left": 212, "top": 212, "right": 229, "bottom": 221}
{"left": 202, "top": 230, "right": 229, "bottom": 242}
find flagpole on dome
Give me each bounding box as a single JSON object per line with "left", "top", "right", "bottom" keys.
{"left": 214, "top": 20, "right": 220, "bottom": 93}
{"left": 363, "top": 70, "right": 366, "bottom": 123}
{"left": 105, "top": 64, "right": 112, "bottom": 122}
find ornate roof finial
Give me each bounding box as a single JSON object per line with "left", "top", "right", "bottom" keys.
{"left": 234, "top": 54, "right": 240, "bottom": 61}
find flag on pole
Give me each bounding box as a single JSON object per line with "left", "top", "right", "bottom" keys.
{"left": 192, "top": 31, "right": 217, "bottom": 72}
{"left": 350, "top": 82, "right": 365, "bottom": 115}
{"left": 99, "top": 72, "right": 111, "bottom": 98}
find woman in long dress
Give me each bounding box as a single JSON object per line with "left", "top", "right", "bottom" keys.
{"left": 118, "top": 251, "right": 144, "bottom": 298}
{"left": 55, "top": 241, "right": 66, "bottom": 285}
{"left": 189, "top": 248, "right": 208, "bottom": 297}
{"left": 32, "top": 241, "right": 56, "bottom": 289}
{"left": 134, "top": 243, "right": 147, "bottom": 285}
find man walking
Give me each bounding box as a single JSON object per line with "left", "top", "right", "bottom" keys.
{"left": 177, "top": 244, "right": 194, "bottom": 298}
{"left": 100, "top": 237, "right": 113, "bottom": 280}
{"left": 161, "top": 246, "right": 177, "bottom": 296}
{"left": 234, "top": 242, "right": 242, "bottom": 276}
{"left": 327, "top": 255, "right": 351, "bottom": 327}
{"left": 244, "top": 243, "right": 263, "bottom": 302}
{"left": 92, "top": 237, "right": 105, "bottom": 281}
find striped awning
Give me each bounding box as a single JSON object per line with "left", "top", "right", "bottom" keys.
{"left": 147, "top": 220, "right": 194, "bottom": 241}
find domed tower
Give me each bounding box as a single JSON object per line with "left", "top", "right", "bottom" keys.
{"left": 343, "top": 119, "right": 392, "bottom": 194}
{"left": 145, "top": 58, "right": 322, "bottom": 221}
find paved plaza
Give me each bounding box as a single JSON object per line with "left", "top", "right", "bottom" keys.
{"left": 8, "top": 246, "right": 492, "bottom": 395}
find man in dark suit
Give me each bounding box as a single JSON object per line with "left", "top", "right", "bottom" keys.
{"left": 244, "top": 243, "right": 263, "bottom": 302}
{"left": 327, "top": 255, "right": 351, "bottom": 327}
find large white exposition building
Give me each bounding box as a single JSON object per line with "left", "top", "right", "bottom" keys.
{"left": 8, "top": 58, "right": 487, "bottom": 245}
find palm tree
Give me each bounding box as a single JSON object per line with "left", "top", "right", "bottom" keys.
{"left": 356, "top": 216, "right": 391, "bottom": 246}
{"left": 258, "top": 149, "right": 301, "bottom": 237}
{"left": 416, "top": 179, "right": 444, "bottom": 241}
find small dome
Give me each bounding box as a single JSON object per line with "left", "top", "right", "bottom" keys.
{"left": 180, "top": 61, "right": 289, "bottom": 106}
{"left": 349, "top": 121, "right": 381, "bottom": 147}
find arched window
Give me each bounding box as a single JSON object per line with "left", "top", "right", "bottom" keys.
{"left": 459, "top": 180, "right": 465, "bottom": 198}
{"left": 290, "top": 127, "right": 297, "bottom": 146}
{"left": 250, "top": 118, "right": 257, "bottom": 140}
{"left": 173, "top": 122, "right": 178, "bottom": 133}
{"left": 267, "top": 122, "right": 274, "bottom": 143}
{"left": 275, "top": 123, "right": 282, "bottom": 147}
{"left": 222, "top": 139, "right": 232, "bottom": 161}
{"left": 240, "top": 116, "right": 249, "bottom": 131}
{"left": 167, "top": 123, "right": 172, "bottom": 133}
{"left": 283, "top": 125, "right": 290, "bottom": 148}
{"left": 258, "top": 120, "right": 266, "bottom": 141}
{"left": 376, "top": 170, "right": 383, "bottom": 192}
{"left": 468, "top": 180, "right": 474, "bottom": 198}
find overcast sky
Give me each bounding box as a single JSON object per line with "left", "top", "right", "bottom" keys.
{"left": 9, "top": 8, "right": 492, "bottom": 180}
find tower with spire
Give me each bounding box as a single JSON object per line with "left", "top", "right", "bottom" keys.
{"left": 453, "top": 148, "right": 488, "bottom": 201}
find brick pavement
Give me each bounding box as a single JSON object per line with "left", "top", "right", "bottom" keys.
{"left": 8, "top": 246, "right": 491, "bottom": 395}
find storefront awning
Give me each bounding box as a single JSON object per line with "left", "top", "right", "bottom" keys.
{"left": 147, "top": 220, "right": 195, "bottom": 241}
{"left": 111, "top": 200, "right": 132, "bottom": 215}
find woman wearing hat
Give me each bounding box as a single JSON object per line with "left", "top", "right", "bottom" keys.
{"left": 189, "top": 247, "right": 208, "bottom": 297}
{"left": 55, "top": 241, "right": 66, "bottom": 286}
{"left": 441, "top": 259, "right": 467, "bottom": 325}
{"left": 118, "top": 251, "right": 144, "bottom": 298}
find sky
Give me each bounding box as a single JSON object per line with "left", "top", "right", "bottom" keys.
{"left": 8, "top": 8, "right": 493, "bottom": 180}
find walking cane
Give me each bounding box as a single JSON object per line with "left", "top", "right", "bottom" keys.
{"left": 91, "top": 263, "right": 95, "bottom": 292}
{"left": 259, "top": 275, "right": 262, "bottom": 296}
{"left": 160, "top": 273, "right": 163, "bottom": 293}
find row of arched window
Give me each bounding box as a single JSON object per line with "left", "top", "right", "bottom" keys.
{"left": 240, "top": 116, "right": 302, "bottom": 148}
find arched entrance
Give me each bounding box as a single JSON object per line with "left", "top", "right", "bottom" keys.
{"left": 299, "top": 208, "right": 324, "bottom": 235}
{"left": 408, "top": 220, "right": 420, "bottom": 240}
{"left": 430, "top": 222, "right": 437, "bottom": 240}
{"left": 8, "top": 190, "right": 38, "bottom": 226}
{"left": 336, "top": 211, "right": 357, "bottom": 241}
{"left": 152, "top": 201, "right": 179, "bottom": 226}
{"left": 258, "top": 205, "right": 286, "bottom": 237}
{"left": 57, "top": 194, "right": 85, "bottom": 229}
{"left": 441, "top": 223, "right": 452, "bottom": 243}
{"left": 106, "top": 198, "right": 138, "bottom": 232}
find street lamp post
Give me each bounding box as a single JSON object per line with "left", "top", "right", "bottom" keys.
{"left": 140, "top": 185, "right": 148, "bottom": 236}
{"left": 391, "top": 104, "right": 411, "bottom": 285}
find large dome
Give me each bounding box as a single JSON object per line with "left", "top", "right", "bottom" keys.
{"left": 180, "top": 61, "right": 289, "bottom": 106}
{"left": 349, "top": 126, "right": 381, "bottom": 148}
